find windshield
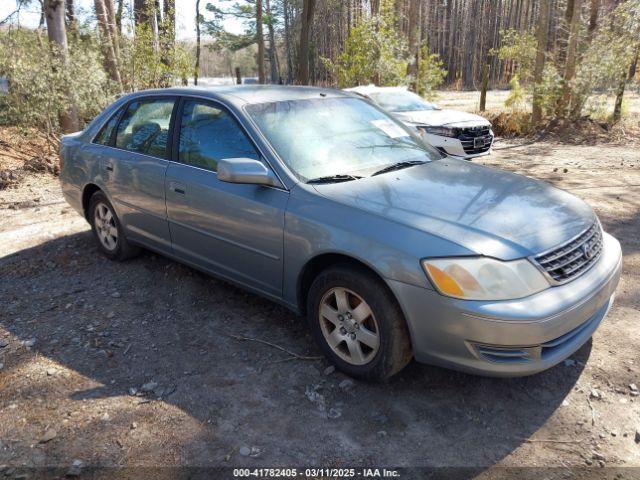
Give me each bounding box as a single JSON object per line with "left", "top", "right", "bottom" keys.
{"left": 246, "top": 97, "right": 443, "bottom": 182}
{"left": 369, "top": 90, "right": 437, "bottom": 112}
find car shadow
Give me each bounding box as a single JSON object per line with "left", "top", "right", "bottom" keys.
{"left": 0, "top": 231, "right": 589, "bottom": 470}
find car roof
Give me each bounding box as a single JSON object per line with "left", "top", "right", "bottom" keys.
{"left": 120, "top": 85, "right": 349, "bottom": 108}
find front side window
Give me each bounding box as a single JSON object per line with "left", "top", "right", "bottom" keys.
{"left": 369, "top": 90, "right": 437, "bottom": 112}
{"left": 115, "top": 98, "right": 175, "bottom": 158}
{"left": 178, "top": 100, "right": 259, "bottom": 172}
{"left": 247, "top": 97, "right": 443, "bottom": 181}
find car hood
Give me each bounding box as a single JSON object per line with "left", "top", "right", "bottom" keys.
{"left": 311, "top": 159, "right": 595, "bottom": 259}
{"left": 393, "top": 109, "right": 490, "bottom": 127}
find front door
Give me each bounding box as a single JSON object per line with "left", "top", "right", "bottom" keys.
{"left": 103, "top": 96, "right": 176, "bottom": 253}
{"left": 165, "top": 98, "right": 288, "bottom": 298}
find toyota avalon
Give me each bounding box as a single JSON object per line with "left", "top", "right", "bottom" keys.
{"left": 60, "top": 86, "right": 621, "bottom": 379}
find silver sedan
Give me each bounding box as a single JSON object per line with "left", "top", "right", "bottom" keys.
{"left": 59, "top": 86, "right": 621, "bottom": 379}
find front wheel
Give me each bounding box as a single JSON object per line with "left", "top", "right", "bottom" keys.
{"left": 307, "top": 265, "right": 412, "bottom": 380}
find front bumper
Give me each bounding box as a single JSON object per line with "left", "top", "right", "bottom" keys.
{"left": 388, "top": 232, "right": 622, "bottom": 376}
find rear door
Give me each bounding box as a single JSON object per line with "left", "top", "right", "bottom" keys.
{"left": 102, "top": 96, "right": 177, "bottom": 253}
{"left": 165, "top": 97, "right": 288, "bottom": 298}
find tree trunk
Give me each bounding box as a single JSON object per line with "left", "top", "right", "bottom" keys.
{"left": 65, "top": 0, "right": 76, "bottom": 30}
{"left": 296, "top": 0, "right": 316, "bottom": 85}
{"left": 265, "top": 0, "right": 280, "bottom": 83}
{"left": 588, "top": 0, "right": 599, "bottom": 42}
{"left": 556, "top": 0, "right": 575, "bottom": 70}
{"left": 406, "top": 0, "right": 420, "bottom": 91}
{"left": 194, "top": 0, "right": 201, "bottom": 85}
{"left": 479, "top": 62, "right": 489, "bottom": 111}
{"left": 256, "top": 0, "right": 266, "bottom": 83}
{"left": 235, "top": 66, "right": 242, "bottom": 85}
{"left": 629, "top": 49, "right": 639, "bottom": 81}
{"left": 115, "top": 0, "right": 123, "bottom": 34}
{"left": 613, "top": 52, "right": 638, "bottom": 122}
{"left": 43, "top": 0, "right": 78, "bottom": 133}
{"left": 133, "top": 0, "right": 149, "bottom": 26}
{"left": 371, "top": 0, "right": 380, "bottom": 16}
{"left": 160, "top": 0, "right": 175, "bottom": 83}
{"left": 95, "top": 0, "right": 122, "bottom": 88}
{"left": 104, "top": 0, "right": 120, "bottom": 65}
{"left": 532, "top": 0, "right": 550, "bottom": 125}
{"left": 283, "top": 0, "right": 294, "bottom": 84}
{"left": 558, "top": 0, "right": 583, "bottom": 118}
{"left": 612, "top": 72, "right": 626, "bottom": 123}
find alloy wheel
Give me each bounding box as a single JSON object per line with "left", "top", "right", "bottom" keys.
{"left": 319, "top": 287, "right": 380, "bottom": 365}
{"left": 94, "top": 202, "right": 118, "bottom": 251}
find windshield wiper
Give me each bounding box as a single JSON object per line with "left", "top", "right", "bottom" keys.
{"left": 307, "top": 174, "right": 363, "bottom": 184}
{"left": 371, "top": 160, "right": 427, "bottom": 176}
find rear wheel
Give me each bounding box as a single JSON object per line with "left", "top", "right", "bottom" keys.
{"left": 307, "top": 265, "right": 412, "bottom": 380}
{"left": 89, "top": 191, "right": 140, "bottom": 261}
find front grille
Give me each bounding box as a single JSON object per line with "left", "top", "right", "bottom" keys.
{"left": 457, "top": 126, "right": 493, "bottom": 154}
{"left": 534, "top": 222, "right": 603, "bottom": 284}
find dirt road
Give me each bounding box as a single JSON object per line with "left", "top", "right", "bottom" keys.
{"left": 1, "top": 139, "right": 639, "bottom": 475}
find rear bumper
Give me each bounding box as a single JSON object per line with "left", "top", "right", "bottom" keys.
{"left": 388, "top": 232, "right": 622, "bottom": 376}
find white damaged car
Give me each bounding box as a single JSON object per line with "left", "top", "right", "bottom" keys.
{"left": 345, "top": 85, "right": 494, "bottom": 159}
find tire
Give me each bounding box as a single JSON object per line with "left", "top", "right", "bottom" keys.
{"left": 88, "top": 191, "right": 140, "bottom": 261}
{"left": 307, "top": 264, "right": 412, "bottom": 380}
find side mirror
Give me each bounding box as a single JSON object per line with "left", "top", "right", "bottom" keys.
{"left": 217, "top": 158, "right": 280, "bottom": 187}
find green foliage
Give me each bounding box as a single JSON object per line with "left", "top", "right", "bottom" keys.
{"left": 204, "top": 1, "right": 258, "bottom": 52}
{"left": 415, "top": 45, "right": 447, "bottom": 98}
{"left": 504, "top": 74, "right": 526, "bottom": 110}
{"left": 0, "top": 28, "right": 115, "bottom": 133}
{"left": 570, "top": 1, "right": 640, "bottom": 118}
{"left": 322, "top": 6, "right": 408, "bottom": 87}
{"left": 535, "top": 64, "right": 563, "bottom": 118}
{"left": 492, "top": 29, "right": 537, "bottom": 83}
{"left": 119, "top": 23, "right": 193, "bottom": 90}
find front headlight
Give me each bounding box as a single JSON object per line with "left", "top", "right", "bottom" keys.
{"left": 422, "top": 257, "right": 550, "bottom": 301}
{"left": 419, "top": 126, "right": 458, "bottom": 137}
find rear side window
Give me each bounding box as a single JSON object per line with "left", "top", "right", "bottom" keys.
{"left": 178, "top": 99, "right": 258, "bottom": 172}
{"left": 93, "top": 109, "right": 121, "bottom": 145}
{"left": 115, "top": 98, "right": 175, "bottom": 159}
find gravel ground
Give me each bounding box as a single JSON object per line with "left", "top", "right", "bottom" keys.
{"left": 1, "top": 139, "right": 639, "bottom": 477}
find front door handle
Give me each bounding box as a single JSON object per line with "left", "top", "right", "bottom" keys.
{"left": 169, "top": 181, "right": 186, "bottom": 195}
{"left": 105, "top": 163, "right": 114, "bottom": 172}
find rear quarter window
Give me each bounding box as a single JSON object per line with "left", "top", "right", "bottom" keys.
{"left": 93, "top": 109, "right": 122, "bottom": 146}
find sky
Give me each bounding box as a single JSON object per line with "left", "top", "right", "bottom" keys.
{"left": 0, "top": 0, "right": 244, "bottom": 41}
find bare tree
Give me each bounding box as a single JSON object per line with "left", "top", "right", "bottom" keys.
{"left": 558, "top": 0, "right": 583, "bottom": 118}
{"left": 115, "top": 0, "right": 124, "bottom": 34}
{"left": 406, "top": 0, "right": 420, "bottom": 91}
{"left": 160, "top": 0, "right": 175, "bottom": 83}
{"left": 195, "top": 0, "right": 201, "bottom": 85}
{"left": 532, "top": 0, "right": 551, "bottom": 124}
{"left": 95, "top": 0, "right": 122, "bottom": 88}
{"left": 265, "top": 0, "right": 280, "bottom": 83}
{"left": 256, "top": 0, "right": 266, "bottom": 83}
{"left": 283, "top": 0, "right": 294, "bottom": 84}
{"left": 479, "top": 63, "right": 489, "bottom": 112}
{"left": 65, "top": 0, "right": 76, "bottom": 30}
{"left": 588, "top": 0, "right": 600, "bottom": 42}
{"left": 296, "top": 0, "right": 316, "bottom": 84}
{"left": 43, "top": 0, "right": 78, "bottom": 133}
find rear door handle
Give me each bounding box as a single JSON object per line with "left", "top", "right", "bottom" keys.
{"left": 169, "top": 181, "right": 186, "bottom": 195}
{"left": 105, "top": 163, "right": 114, "bottom": 171}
